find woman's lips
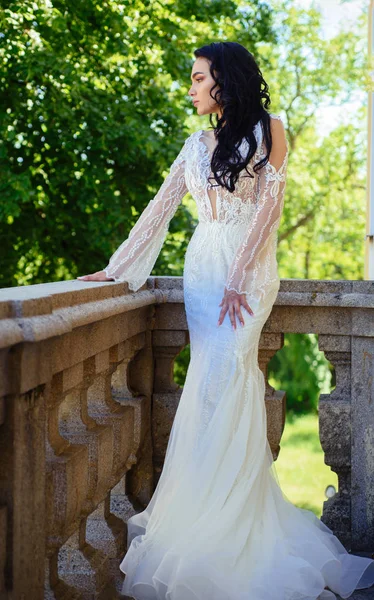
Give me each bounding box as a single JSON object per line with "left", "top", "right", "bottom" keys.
{"left": 193, "top": 100, "right": 199, "bottom": 106}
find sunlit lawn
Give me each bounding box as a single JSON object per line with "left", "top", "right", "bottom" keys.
{"left": 274, "top": 413, "right": 338, "bottom": 517}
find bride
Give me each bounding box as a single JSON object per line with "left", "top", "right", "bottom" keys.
{"left": 77, "top": 42, "right": 374, "bottom": 600}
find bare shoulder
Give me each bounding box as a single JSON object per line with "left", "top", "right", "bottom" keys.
{"left": 269, "top": 114, "right": 288, "bottom": 169}
{"left": 269, "top": 114, "right": 287, "bottom": 143}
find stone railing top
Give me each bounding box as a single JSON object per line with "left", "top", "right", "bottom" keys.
{"left": 276, "top": 279, "right": 374, "bottom": 308}
{"left": 0, "top": 277, "right": 373, "bottom": 349}
{"left": 153, "top": 277, "right": 374, "bottom": 308}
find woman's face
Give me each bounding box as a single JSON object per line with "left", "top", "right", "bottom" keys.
{"left": 188, "top": 57, "right": 221, "bottom": 117}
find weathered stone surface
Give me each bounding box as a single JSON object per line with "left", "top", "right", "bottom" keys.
{"left": 258, "top": 332, "right": 286, "bottom": 459}
{"left": 0, "top": 276, "right": 374, "bottom": 598}
{"left": 0, "top": 505, "right": 7, "bottom": 594}
{"left": 265, "top": 390, "right": 287, "bottom": 459}
{"left": 351, "top": 335, "right": 374, "bottom": 550}
{"left": 319, "top": 400, "right": 351, "bottom": 468}
{"left": 152, "top": 390, "right": 183, "bottom": 480}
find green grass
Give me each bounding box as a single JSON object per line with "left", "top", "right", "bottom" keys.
{"left": 274, "top": 413, "right": 338, "bottom": 517}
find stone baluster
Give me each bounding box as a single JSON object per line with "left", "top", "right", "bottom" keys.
{"left": 351, "top": 315, "right": 374, "bottom": 551}
{"left": 0, "top": 384, "right": 46, "bottom": 600}
{"left": 45, "top": 367, "right": 102, "bottom": 597}
{"left": 0, "top": 505, "right": 6, "bottom": 595}
{"left": 318, "top": 334, "right": 352, "bottom": 548}
{"left": 149, "top": 285, "right": 190, "bottom": 470}
{"left": 110, "top": 332, "right": 155, "bottom": 509}
{"left": 151, "top": 329, "right": 190, "bottom": 484}
{"left": 258, "top": 331, "right": 286, "bottom": 460}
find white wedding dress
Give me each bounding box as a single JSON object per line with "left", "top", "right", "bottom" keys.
{"left": 103, "top": 115, "right": 374, "bottom": 600}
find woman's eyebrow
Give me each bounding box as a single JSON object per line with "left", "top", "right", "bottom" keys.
{"left": 191, "top": 71, "right": 205, "bottom": 80}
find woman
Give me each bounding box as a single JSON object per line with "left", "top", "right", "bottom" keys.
{"left": 77, "top": 42, "right": 374, "bottom": 600}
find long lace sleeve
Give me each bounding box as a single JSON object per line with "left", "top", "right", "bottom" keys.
{"left": 103, "top": 136, "right": 190, "bottom": 290}
{"left": 225, "top": 116, "right": 289, "bottom": 301}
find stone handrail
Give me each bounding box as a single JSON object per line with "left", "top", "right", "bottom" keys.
{"left": 0, "top": 277, "right": 373, "bottom": 599}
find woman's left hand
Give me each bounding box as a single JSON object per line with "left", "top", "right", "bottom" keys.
{"left": 217, "top": 288, "right": 254, "bottom": 329}
{"left": 77, "top": 270, "right": 114, "bottom": 281}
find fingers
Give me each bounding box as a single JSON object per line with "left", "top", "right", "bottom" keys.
{"left": 229, "top": 303, "right": 236, "bottom": 329}
{"left": 236, "top": 304, "right": 245, "bottom": 327}
{"left": 242, "top": 298, "right": 254, "bottom": 316}
{"left": 77, "top": 271, "right": 109, "bottom": 281}
{"left": 217, "top": 304, "right": 228, "bottom": 326}
{"left": 217, "top": 300, "right": 241, "bottom": 329}
{"left": 77, "top": 274, "right": 97, "bottom": 280}
{"left": 230, "top": 301, "right": 246, "bottom": 329}
{"left": 217, "top": 294, "right": 254, "bottom": 328}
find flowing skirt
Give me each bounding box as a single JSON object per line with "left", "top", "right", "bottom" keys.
{"left": 120, "top": 221, "right": 374, "bottom": 600}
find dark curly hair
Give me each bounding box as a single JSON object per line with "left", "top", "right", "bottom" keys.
{"left": 193, "top": 41, "right": 273, "bottom": 193}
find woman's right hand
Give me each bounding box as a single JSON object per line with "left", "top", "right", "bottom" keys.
{"left": 77, "top": 270, "right": 114, "bottom": 281}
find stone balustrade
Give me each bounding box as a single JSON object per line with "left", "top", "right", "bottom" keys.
{"left": 0, "top": 277, "right": 373, "bottom": 599}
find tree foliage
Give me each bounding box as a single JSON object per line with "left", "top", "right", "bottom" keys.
{"left": 256, "top": 1, "right": 369, "bottom": 282}
{"left": 0, "top": 0, "right": 272, "bottom": 286}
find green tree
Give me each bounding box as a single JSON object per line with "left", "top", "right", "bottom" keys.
{"left": 0, "top": 0, "right": 272, "bottom": 287}
{"left": 255, "top": 1, "right": 369, "bottom": 281}
{"left": 268, "top": 333, "right": 334, "bottom": 415}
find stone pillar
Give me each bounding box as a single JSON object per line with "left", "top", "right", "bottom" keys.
{"left": 318, "top": 334, "right": 352, "bottom": 548}
{"left": 351, "top": 330, "right": 374, "bottom": 551}
{"left": 258, "top": 332, "right": 286, "bottom": 460}
{"left": 114, "top": 332, "right": 156, "bottom": 509}
{"left": 151, "top": 330, "right": 189, "bottom": 483}
{"left": 0, "top": 384, "right": 46, "bottom": 600}
{"left": 0, "top": 505, "right": 7, "bottom": 595}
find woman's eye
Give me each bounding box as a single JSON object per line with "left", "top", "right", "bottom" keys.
{"left": 196, "top": 79, "right": 203, "bottom": 83}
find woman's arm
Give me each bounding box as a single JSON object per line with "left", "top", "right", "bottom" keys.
{"left": 218, "top": 116, "right": 289, "bottom": 327}
{"left": 78, "top": 135, "right": 190, "bottom": 288}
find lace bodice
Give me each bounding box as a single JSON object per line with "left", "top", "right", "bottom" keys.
{"left": 103, "top": 114, "right": 289, "bottom": 297}
{"left": 188, "top": 128, "right": 261, "bottom": 225}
